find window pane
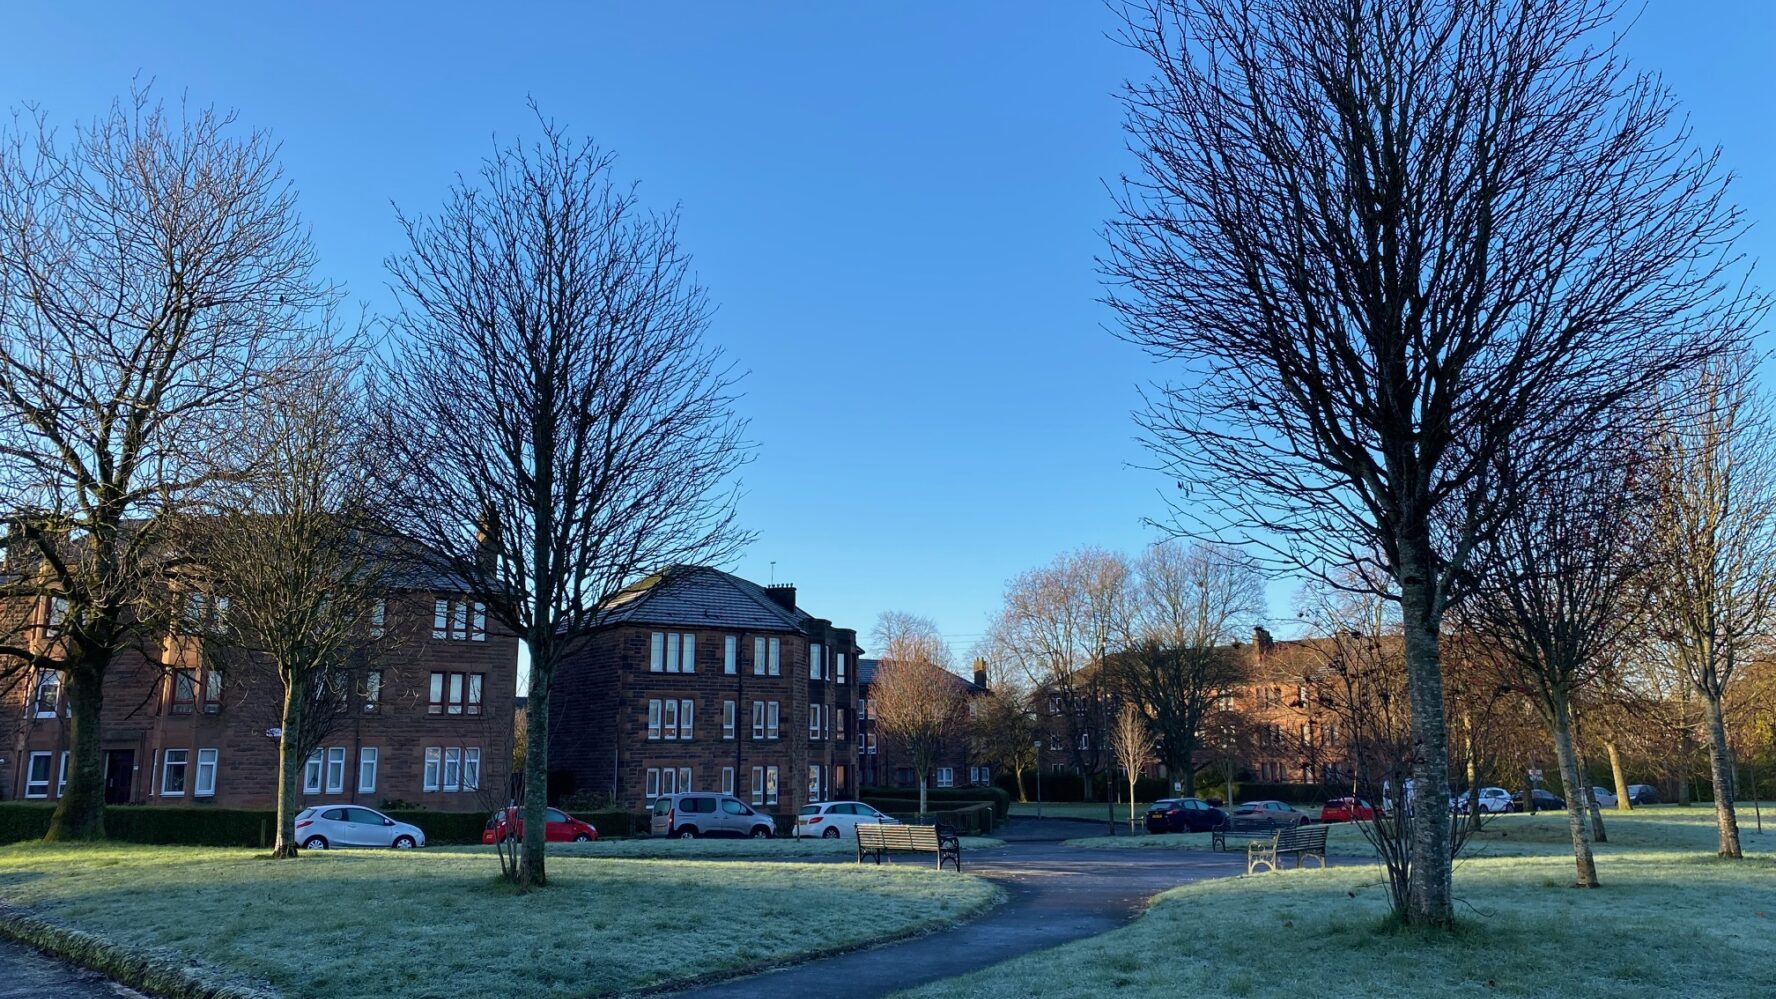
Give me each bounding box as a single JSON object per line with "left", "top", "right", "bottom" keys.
{"left": 724, "top": 636, "right": 737, "bottom": 675}
{"left": 681, "top": 700, "right": 694, "bottom": 740}
{"left": 666, "top": 632, "right": 680, "bottom": 673}
{"left": 359, "top": 748, "right": 378, "bottom": 793}
{"left": 423, "top": 748, "right": 441, "bottom": 791}
{"left": 467, "top": 673, "right": 484, "bottom": 714}
{"left": 682, "top": 634, "right": 695, "bottom": 673}
{"left": 651, "top": 632, "right": 665, "bottom": 672}
{"left": 464, "top": 749, "right": 480, "bottom": 790}
{"left": 433, "top": 599, "right": 448, "bottom": 639}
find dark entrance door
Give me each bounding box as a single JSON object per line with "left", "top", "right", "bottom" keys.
{"left": 102, "top": 750, "right": 134, "bottom": 804}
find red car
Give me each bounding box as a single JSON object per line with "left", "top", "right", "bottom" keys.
{"left": 1319, "top": 797, "right": 1378, "bottom": 823}
{"left": 482, "top": 806, "right": 599, "bottom": 844}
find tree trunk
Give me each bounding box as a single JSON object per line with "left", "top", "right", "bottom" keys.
{"left": 1014, "top": 765, "right": 1028, "bottom": 803}
{"left": 520, "top": 653, "right": 550, "bottom": 887}
{"left": 918, "top": 769, "right": 929, "bottom": 819}
{"left": 1548, "top": 699, "right": 1599, "bottom": 887}
{"left": 1396, "top": 547, "right": 1454, "bottom": 929}
{"left": 44, "top": 664, "right": 105, "bottom": 842}
{"left": 1128, "top": 773, "right": 1138, "bottom": 830}
{"left": 271, "top": 677, "right": 305, "bottom": 858}
{"left": 1701, "top": 694, "right": 1743, "bottom": 858}
{"left": 1464, "top": 718, "right": 1482, "bottom": 837}
{"left": 1607, "top": 741, "right": 1632, "bottom": 812}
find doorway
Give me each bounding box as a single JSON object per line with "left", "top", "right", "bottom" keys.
{"left": 103, "top": 750, "right": 135, "bottom": 804}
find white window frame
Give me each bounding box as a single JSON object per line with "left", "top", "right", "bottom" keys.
{"left": 161, "top": 749, "right": 190, "bottom": 797}
{"left": 837, "top": 653, "right": 847, "bottom": 685}
{"left": 723, "top": 700, "right": 736, "bottom": 740}
{"left": 195, "top": 748, "right": 218, "bottom": 797}
{"left": 464, "top": 748, "right": 481, "bottom": 790}
{"left": 680, "top": 699, "right": 694, "bottom": 740}
{"left": 753, "top": 637, "right": 766, "bottom": 676}
{"left": 751, "top": 766, "right": 764, "bottom": 805}
{"left": 648, "top": 699, "right": 663, "bottom": 740}
{"left": 471, "top": 602, "right": 487, "bottom": 641}
{"left": 24, "top": 752, "right": 51, "bottom": 798}
{"left": 651, "top": 632, "right": 665, "bottom": 672}
{"left": 359, "top": 747, "right": 379, "bottom": 793}
{"left": 666, "top": 632, "right": 680, "bottom": 673}
{"left": 433, "top": 599, "right": 449, "bottom": 639}
{"left": 452, "top": 600, "right": 468, "bottom": 640}
{"left": 443, "top": 747, "right": 462, "bottom": 791}
{"left": 752, "top": 700, "right": 765, "bottom": 740}
{"left": 681, "top": 633, "right": 695, "bottom": 673}
{"left": 57, "top": 750, "right": 68, "bottom": 797}
{"left": 646, "top": 767, "right": 660, "bottom": 799}
{"left": 765, "top": 765, "right": 779, "bottom": 805}
{"left": 423, "top": 747, "right": 441, "bottom": 791}
{"left": 722, "top": 766, "right": 735, "bottom": 795}
{"left": 678, "top": 766, "right": 691, "bottom": 793}
{"left": 724, "top": 636, "right": 738, "bottom": 675}
{"left": 325, "top": 747, "right": 346, "bottom": 793}
{"left": 768, "top": 638, "right": 781, "bottom": 676}
{"left": 664, "top": 698, "right": 679, "bottom": 740}
{"left": 809, "top": 703, "right": 821, "bottom": 739}
{"left": 937, "top": 767, "right": 954, "bottom": 789}
{"left": 32, "top": 670, "right": 60, "bottom": 717}
{"left": 304, "top": 751, "right": 324, "bottom": 793}
{"left": 810, "top": 642, "right": 823, "bottom": 680}
{"left": 767, "top": 701, "right": 780, "bottom": 740}
{"left": 808, "top": 764, "right": 821, "bottom": 803}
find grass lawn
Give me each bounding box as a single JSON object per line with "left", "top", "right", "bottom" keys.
{"left": 900, "top": 807, "right": 1775, "bottom": 999}
{"left": 0, "top": 843, "right": 1001, "bottom": 999}
{"left": 431, "top": 835, "right": 1005, "bottom": 861}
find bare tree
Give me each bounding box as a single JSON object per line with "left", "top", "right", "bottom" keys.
{"left": 374, "top": 113, "right": 749, "bottom": 888}
{"left": 1115, "top": 541, "right": 1260, "bottom": 794}
{"left": 0, "top": 91, "right": 326, "bottom": 840}
{"left": 967, "top": 652, "right": 1037, "bottom": 801}
{"left": 870, "top": 612, "right": 965, "bottom": 819}
{"left": 188, "top": 349, "right": 392, "bottom": 858}
{"left": 991, "top": 548, "right": 1133, "bottom": 799}
{"left": 1463, "top": 431, "right": 1651, "bottom": 886}
{"left": 1109, "top": 702, "right": 1154, "bottom": 830}
{"left": 1107, "top": 0, "right": 1757, "bottom": 925}
{"left": 1644, "top": 356, "right": 1776, "bottom": 858}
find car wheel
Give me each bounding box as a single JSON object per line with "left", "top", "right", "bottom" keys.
{"left": 573, "top": 833, "right": 591, "bottom": 842}
{"left": 676, "top": 827, "right": 698, "bottom": 840}
{"left": 751, "top": 826, "right": 772, "bottom": 839}
{"left": 302, "top": 836, "right": 328, "bottom": 850}
{"left": 393, "top": 835, "right": 416, "bottom": 849}
{"left": 822, "top": 827, "right": 841, "bottom": 839}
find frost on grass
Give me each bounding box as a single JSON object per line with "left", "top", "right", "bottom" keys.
{"left": 0, "top": 844, "right": 999, "bottom": 999}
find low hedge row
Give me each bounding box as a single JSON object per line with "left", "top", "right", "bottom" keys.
{"left": 862, "top": 784, "right": 1012, "bottom": 820}
{"left": 0, "top": 802, "right": 495, "bottom": 847}
{"left": 865, "top": 798, "right": 996, "bottom": 835}
{"left": 992, "top": 772, "right": 1173, "bottom": 803}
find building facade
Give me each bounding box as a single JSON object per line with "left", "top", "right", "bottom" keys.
{"left": 856, "top": 658, "right": 992, "bottom": 790}
{"left": 547, "top": 567, "right": 861, "bottom": 815}
{"left": 0, "top": 588, "right": 518, "bottom": 812}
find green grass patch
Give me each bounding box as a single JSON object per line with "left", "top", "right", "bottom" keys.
{"left": 902, "top": 807, "right": 1775, "bottom": 999}
{"left": 0, "top": 843, "right": 1001, "bottom": 998}
{"left": 429, "top": 835, "right": 1005, "bottom": 861}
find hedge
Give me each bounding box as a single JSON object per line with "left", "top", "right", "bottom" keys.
{"left": 862, "top": 784, "right": 1011, "bottom": 820}
{"left": 863, "top": 796, "right": 998, "bottom": 833}
{"left": 875, "top": 801, "right": 996, "bottom": 836}
{"left": 0, "top": 802, "right": 497, "bottom": 847}
{"left": 993, "top": 772, "right": 1172, "bottom": 804}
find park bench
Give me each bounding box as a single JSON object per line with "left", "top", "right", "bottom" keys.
{"left": 1244, "top": 824, "right": 1329, "bottom": 874}
{"left": 1210, "top": 818, "right": 1288, "bottom": 852}
{"left": 855, "top": 822, "right": 962, "bottom": 872}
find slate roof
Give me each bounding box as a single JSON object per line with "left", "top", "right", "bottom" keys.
{"left": 856, "top": 657, "right": 984, "bottom": 693}
{"left": 597, "top": 565, "right": 813, "bottom": 632}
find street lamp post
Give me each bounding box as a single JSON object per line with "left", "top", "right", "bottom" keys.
{"left": 1034, "top": 738, "right": 1043, "bottom": 819}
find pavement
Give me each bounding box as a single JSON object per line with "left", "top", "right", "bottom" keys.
{"left": 0, "top": 818, "right": 1304, "bottom": 999}
{"left": 657, "top": 822, "right": 1255, "bottom": 999}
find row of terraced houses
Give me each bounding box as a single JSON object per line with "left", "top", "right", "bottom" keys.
{"left": 1, "top": 562, "right": 980, "bottom": 816}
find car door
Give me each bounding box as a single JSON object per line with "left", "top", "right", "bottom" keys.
{"left": 544, "top": 808, "right": 570, "bottom": 842}
{"left": 349, "top": 807, "right": 393, "bottom": 847}
{"left": 317, "top": 807, "right": 351, "bottom": 845}
{"left": 828, "top": 803, "right": 859, "bottom": 836}
{"left": 720, "top": 797, "right": 748, "bottom": 834}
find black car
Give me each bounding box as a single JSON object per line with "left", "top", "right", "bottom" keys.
{"left": 1626, "top": 784, "right": 1662, "bottom": 806}
{"left": 1510, "top": 788, "right": 1566, "bottom": 812}
{"left": 1145, "top": 797, "right": 1229, "bottom": 834}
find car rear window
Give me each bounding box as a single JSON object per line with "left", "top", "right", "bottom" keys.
{"left": 799, "top": 806, "right": 821, "bottom": 816}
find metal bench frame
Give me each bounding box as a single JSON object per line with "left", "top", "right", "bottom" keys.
{"left": 1245, "top": 824, "right": 1329, "bottom": 874}
{"left": 855, "top": 823, "right": 962, "bottom": 872}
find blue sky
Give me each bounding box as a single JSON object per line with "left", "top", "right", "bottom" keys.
{"left": 6, "top": 3, "right": 1772, "bottom": 657}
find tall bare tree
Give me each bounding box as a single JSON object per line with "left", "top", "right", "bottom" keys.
{"left": 991, "top": 548, "right": 1132, "bottom": 799}
{"left": 374, "top": 114, "right": 748, "bottom": 887}
{"left": 1109, "top": 702, "right": 1154, "bottom": 830}
{"left": 869, "top": 611, "right": 964, "bottom": 819}
{"left": 967, "top": 651, "right": 1037, "bottom": 801}
{"left": 1644, "top": 356, "right": 1776, "bottom": 859}
{"left": 189, "top": 349, "right": 391, "bottom": 858}
{"left": 0, "top": 91, "right": 325, "bottom": 840}
{"left": 1115, "top": 541, "right": 1260, "bottom": 794}
{"left": 1107, "top": 0, "right": 1757, "bottom": 925}
{"left": 1464, "top": 432, "right": 1651, "bottom": 887}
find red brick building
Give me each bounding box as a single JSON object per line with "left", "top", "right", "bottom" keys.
{"left": 0, "top": 584, "right": 518, "bottom": 812}
{"left": 547, "top": 566, "right": 861, "bottom": 815}
{"left": 857, "top": 658, "right": 992, "bottom": 790}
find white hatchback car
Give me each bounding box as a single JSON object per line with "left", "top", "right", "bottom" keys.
{"left": 795, "top": 801, "right": 901, "bottom": 839}
{"left": 294, "top": 805, "right": 426, "bottom": 849}
{"left": 1451, "top": 786, "right": 1514, "bottom": 814}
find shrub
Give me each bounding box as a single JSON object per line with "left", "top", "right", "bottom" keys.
{"left": 0, "top": 802, "right": 54, "bottom": 844}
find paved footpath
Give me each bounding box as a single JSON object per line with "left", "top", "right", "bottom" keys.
{"left": 659, "top": 826, "right": 1254, "bottom": 999}
{"left": 0, "top": 936, "right": 143, "bottom": 999}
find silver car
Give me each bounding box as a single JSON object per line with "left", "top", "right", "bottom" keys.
{"left": 293, "top": 805, "right": 426, "bottom": 849}
{"left": 650, "top": 793, "right": 775, "bottom": 839}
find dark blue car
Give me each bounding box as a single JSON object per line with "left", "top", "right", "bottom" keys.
{"left": 1145, "top": 797, "right": 1229, "bottom": 834}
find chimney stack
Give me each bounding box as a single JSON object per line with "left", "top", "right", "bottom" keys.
{"left": 973, "top": 657, "right": 989, "bottom": 690}
{"left": 1252, "top": 625, "right": 1275, "bottom": 657}
{"left": 763, "top": 583, "right": 797, "bottom": 613}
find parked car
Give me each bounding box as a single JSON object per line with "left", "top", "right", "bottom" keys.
{"left": 1319, "top": 797, "right": 1377, "bottom": 823}
{"left": 650, "top": 793, "right": 775, "bottom": 839}
{"left": 1144, "top": 797, "right": 1229, "bottom": 834}
{"left": 795, "top": 801, "right": 901, "bottom": 839}
{"left": 293, "top": 806, "right": 426, "bottom": 850}
{"left": 1228, "top": 800, "right": 1307, "bottom": 828}
{"left": 1450, "top": 787, "right": 1514, "bottom": 814}
{"left": 1589, "top": 786, "right": 1618, "bottom": 809}
{"left": 1511, "top": 788, "right": 1566, "bottom": 812}
{"left": 1626, "top": 784, "right": 1662, "bottom": 805}
{"left": 481, "top": 806, "right": 598, "bottom": 844}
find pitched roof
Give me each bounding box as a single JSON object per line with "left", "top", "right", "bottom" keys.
{"left": 597, "top": 565, "right": 812, "bottom": 632}
{"left": 856, "top": 657, "right": 984, "bottom": 694}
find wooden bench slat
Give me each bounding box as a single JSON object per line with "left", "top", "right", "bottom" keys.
{"left": 855, "top": 823, "right": 962, "bottom": 872}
